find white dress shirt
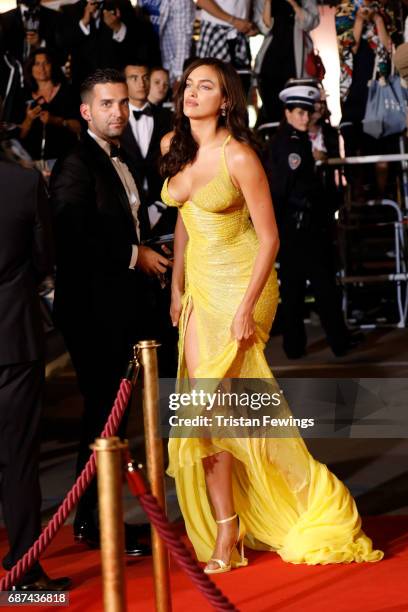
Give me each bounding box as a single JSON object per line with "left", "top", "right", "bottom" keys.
{"left": 200, "top": 0, "right": 251, "bottom": 26}
{"left": 88, "top": 129, "right": 140, "bottom": 268}
{"left": 128, "top": 102, "right": 154, "bottom": 159}
{"left": 79, "top": 11, "right": 127, "bottom": 42}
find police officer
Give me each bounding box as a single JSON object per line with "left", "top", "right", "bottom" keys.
{"left": 267, "top": 84, "right": 352, "bottom": 358}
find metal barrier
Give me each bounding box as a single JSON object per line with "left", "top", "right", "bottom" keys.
{"left": 255, "top": 122, "right": 408, "bottom": 328}
{"left": 338, "top": 199, "right": 408, "bottom": 328}
{"left": 324, "top": 148, "right": 408, "bottom": 328}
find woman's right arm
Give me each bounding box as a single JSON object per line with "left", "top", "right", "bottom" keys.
{"left": 353, "top": 9, "right": 365, "bottom": 52}
{"left": 19, "top": 104, "right": 41, "bottom": 139}
{"left": 160, "top": 131, "right": 188, "bottom": 326}
{"left": 170, "top": 211, "right": 188, "bottom": 326}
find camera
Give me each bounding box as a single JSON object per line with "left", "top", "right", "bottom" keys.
{"left": 29, "top": 98, "right": 49, "bottom": 111}
{"left": 362, "top": 0, "right": 380, "bottom": 13}
{"left": 22, "top": 8, "right": 40, "bottom": 34}
{"left": 18, "top": 0, "right": 41, "bottom": 33}
{"left": 104, "top": 0, "right": 118, "bottom": 13}
{"left": 89, "top": 0, "right": 117, "bottom": 12}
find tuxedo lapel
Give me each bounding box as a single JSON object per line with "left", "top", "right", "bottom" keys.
{"left": 122, "top": 123, "right": 143, "bottom": 161}
{"left": 83, "top": 134, "right": 136, "bottom": 235}
{"left": 146, "top": 109, "right": 161, "bottom": 160}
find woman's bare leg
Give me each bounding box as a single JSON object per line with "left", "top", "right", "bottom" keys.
{"left": 202, "top": 452, "right": 238, "bottom": 569}
{"left": 184, "top": 308, "right": 237, "bottom": 568}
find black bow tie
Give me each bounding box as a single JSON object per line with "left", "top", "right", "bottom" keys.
{"left": 110, "top": 144, "right": 125, "bottom": 162}
{"left": 133, "top": 106, "right": 153, "bottom": 121}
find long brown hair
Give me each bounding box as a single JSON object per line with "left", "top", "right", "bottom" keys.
{"left": 160, "top": 58, "right": 259, "bottom": 178}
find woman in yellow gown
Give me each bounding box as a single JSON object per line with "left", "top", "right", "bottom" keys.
{"left": 160, "top": 58, "right": 383, "bottom": 572}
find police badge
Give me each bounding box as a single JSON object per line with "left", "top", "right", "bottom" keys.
{"left": 288, "top": 153, "right": 301, "bottom": 170}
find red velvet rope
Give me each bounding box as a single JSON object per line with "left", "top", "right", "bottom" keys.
{"left": 0, "top": 377, "right": 133, "bottom": 591}
{"left": 0, "top": 366, "right": 240, "bottom": 612}
{"left": 127, "top": 469, "right": 239, "bottom": 612}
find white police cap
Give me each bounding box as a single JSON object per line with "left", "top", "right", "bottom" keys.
{"left": 279, "top": 85, "right": 320, "bottom": 111}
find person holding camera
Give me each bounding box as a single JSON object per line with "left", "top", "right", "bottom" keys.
{"left": 266, "top": 84, "right": 353, "bottom": 359}
{"left": 253, "top": 0, "right": 320, "bottom": 125}
{"left": 335, "top": 0, "right": 398, "bottom": 199}
{"left": 18, "top": 48, "right": 80, "bottom": 162}
{"left": 0, "top": 0, "right": 65, "bottom": 64}
{"left": 61, "top": 0, "right": 134, "bottom": 90}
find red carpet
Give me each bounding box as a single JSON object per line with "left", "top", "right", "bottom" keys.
{"left": 1, "top": 517, "right": 407, "bottom": 611}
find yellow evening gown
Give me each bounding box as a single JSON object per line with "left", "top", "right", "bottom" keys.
{"left": 161, "top": 135, "right": 383, "bottom": 565}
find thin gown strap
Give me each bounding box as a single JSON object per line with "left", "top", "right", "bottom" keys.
{"left": 221, "top": 134, "right": 232, "bottom": 177}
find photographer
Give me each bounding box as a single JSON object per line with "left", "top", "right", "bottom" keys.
{"left": 18, "top": 48, "right": 80, "bottom": 162}
{"left": 266, "top": 84, "right": 353, "bottom": 358}
{"left": 0, "top": 0, "right": 65, "bottom": 64}
{"left": 335, "top": 0, "right": 398, "bottom": 198}
{"left": 61, "top": 0, "right": 134, "bottom": 89}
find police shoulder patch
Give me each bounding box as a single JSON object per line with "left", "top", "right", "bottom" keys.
{"left": 288, "top": 153, "right": 301, "bottom": 170}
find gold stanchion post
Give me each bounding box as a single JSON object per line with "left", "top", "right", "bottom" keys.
{"left": 138, "top": 340, "right": 172, "bottom": 612}
{"left": 92, "top": 437, "right": 128, "bottom": 612}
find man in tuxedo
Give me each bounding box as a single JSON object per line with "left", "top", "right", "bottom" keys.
{"left": 61, "top": 0, "right": 135, "bottom": 90}
{"left": 50, "top": 68, "right": 171, "bottom": 553}
{"left": 0, "top": 0, "right": 65, "bottom": 65}
{"left": 121, "top": 62, "right": 175, "bottom": 236}
{"left": 0, "top": 141, "right": 70, "bottom": 590}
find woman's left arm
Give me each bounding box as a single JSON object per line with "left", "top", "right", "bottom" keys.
{"left": 227, "top": 142, "right": 280, "bottom": 342}
{"left": 374, "top": 12, "right": 392, "bottom": 52}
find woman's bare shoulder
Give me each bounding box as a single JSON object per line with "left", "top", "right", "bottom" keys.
{"left": 160, "top": 130, "right": 176, "bottom": 155}
{"left": 226, "top": 136, "right": 260, "bottom": 169}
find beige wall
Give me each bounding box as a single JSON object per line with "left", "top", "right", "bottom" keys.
{"left": 311, "top": 6, "right": 341, "bottom": 126}
{"left": 0, "top": 0, "right": 16, "bottom": 10}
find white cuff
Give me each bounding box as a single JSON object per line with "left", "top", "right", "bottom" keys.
{"left": 79, "top": 20, "right": 91, "bottom": 35}
{"left": 113, "top": 22, "right": 126, "bottom": 42}
{"left": 148, "top": 204, "right": 163, "bottom": 229}
{"left": 129, "top": 244, "right": 138, "bottom": 269}
{"left": 153, "top": 200, "right": 168, "bottom": 210}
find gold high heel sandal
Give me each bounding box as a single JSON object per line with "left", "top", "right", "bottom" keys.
{"left": 204, "top": 513, "right": 248, "bottom": 575}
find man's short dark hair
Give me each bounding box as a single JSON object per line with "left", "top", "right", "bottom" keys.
{"left": 80, "top": 68, "right": 127, "bottom": 102}
{"left": 124, "top": 62, "right": 151, "bottom": 74}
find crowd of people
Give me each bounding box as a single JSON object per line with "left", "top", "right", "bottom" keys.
{"left": 1, "top": 0, "right": 406, "bottom": 591}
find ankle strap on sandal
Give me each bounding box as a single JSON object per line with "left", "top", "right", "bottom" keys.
{"left": 215, "top": 513, "right": 237, "bottom": 524}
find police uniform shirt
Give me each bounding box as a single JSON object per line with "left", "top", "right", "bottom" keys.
{"left": 268, "top": 122, "right": 324, "bottom": 227}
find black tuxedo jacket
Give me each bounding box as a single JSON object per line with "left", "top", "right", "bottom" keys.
{"left": 61, "top": 0, "right": 133, "bottom": 88}
{"left": 49, "top": 134, "right": 152, "bottom": 360}
{"left": 121, "top": 104, "right": 176, "bottom": 235}
{"left": 0, "top": 160, "right": 53, "bottom": 365}
{"left": 0, "top": 6, "right": 65, "bottom": 65}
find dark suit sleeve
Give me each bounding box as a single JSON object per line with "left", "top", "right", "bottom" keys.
{"left": 50, "top": 153, "right": 132, "bottom": 271}
{"left": 32, "top": 173, "right": 54, "bottom": 282}
{"left": 264, "top": 144, "right": 288, "bottom": 221}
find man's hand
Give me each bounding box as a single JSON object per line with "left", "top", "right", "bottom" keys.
{"left": 26, "top": 104, "right": 42, "bottom": 124}
{"left": 82, "top": 1, "right": 98, "bottom": 26}
{"left": 26, "top": 31, "right": 40, "bottom": 49}
{"left": 136, "top": 245, "right": 172, "bottom": 276}
{"left": 103, "top": 9, "right": 122, "bottom": 32}
{"left": 39, "top": 110, "right": 50, "bottom": 125}
{"left": 356, "top": 6, "right": 373, "bottom": 21}
{"left": 312, "top": 149, "right": 327, "bottom": 162}
{"left": 232, "top": 17, "right": 252, "bottom": 34}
